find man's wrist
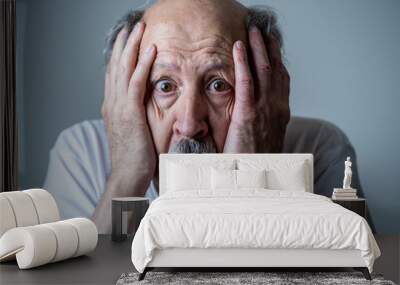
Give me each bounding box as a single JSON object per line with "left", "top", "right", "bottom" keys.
{"left": 106, "top": 170, "right": 153, "bottom": 197}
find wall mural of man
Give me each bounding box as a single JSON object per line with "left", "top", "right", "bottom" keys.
{"left": 43, "top": 0, "right": 360, "bottom": 233}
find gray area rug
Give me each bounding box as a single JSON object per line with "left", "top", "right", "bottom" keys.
{"left": 117, "top": 271, "right": 396, "bottom": 285}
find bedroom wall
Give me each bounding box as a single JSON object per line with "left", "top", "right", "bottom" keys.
{"left": 16, "top": 0, "right": 400, "bottom": 233}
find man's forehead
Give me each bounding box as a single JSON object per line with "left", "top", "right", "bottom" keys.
{"left": 147, "top": 32, "right": 233, "bottom": 51}
{"left": 141, "top": 24, "right": 235, "bottom": 71}
{"left": 152, "top": 58, "right": 232, "bottom": 72}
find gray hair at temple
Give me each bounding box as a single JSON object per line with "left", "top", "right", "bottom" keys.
{"left": 102, "top": 3, "right": 284, "bottom": 66}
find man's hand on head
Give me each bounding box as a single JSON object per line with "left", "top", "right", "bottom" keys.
{"left": 223, "top": 25, "right": 290, "bottom": 153}
{"left": 102, "top": 21, "right": 157, "bottom": 189}
{"left": 93, "top": 21, "right": 157, "bottom": 233}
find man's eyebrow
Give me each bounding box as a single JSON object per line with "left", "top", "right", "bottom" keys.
{"left": 203, "top": 62, "right": 232, "bottom": 73}
{"left": 153, "top": 61, "right": 231, "bottom": 72}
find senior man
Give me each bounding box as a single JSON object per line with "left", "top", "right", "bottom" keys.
{"left": 44, "top": 0, "right": 361, "bottom": 233}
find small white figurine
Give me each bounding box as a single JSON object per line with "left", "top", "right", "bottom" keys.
{"left": 343, "top": 156, "right": 353, "bottom": 189}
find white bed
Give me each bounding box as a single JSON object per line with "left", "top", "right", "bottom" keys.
{"left": 131, "top": 154, "right": 380, "bottom": 280}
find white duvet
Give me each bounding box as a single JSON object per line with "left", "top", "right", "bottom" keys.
{"left": 131, "top": 189, "right": 380, "bottom": 273}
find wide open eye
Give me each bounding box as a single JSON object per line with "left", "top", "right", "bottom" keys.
{"left": 154, "top": 79, "right": 177, "bottom": 95}
{"left": 207, "top": 78, "right": 231, "bottom": 94}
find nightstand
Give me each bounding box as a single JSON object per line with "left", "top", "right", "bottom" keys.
{"left": 331, "top": 198, "right": 366, "bottom": 218}
{"left": 112, "top": 197, "right": 149, "bottom": 242}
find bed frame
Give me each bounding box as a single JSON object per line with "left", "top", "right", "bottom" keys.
{"left": 139, "top": 154, "right": 371, "bottom": 280}
{"left": 141, "top": 248, "right": 370, "bottom": 280}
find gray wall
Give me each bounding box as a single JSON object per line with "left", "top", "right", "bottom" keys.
{"left": 16, "top": 0, "right": 400, "bottom": 233}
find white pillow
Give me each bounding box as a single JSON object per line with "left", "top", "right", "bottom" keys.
{"left": 238, "top": 159, "right": 309, "bottom": 192}
{"left": 211, "top": 168, "right": 267, "bottom": 190}
{"left": 236, "top": 169, "right": 267, "bottom": 188}
{"left": 167, "top": 162, "right": 210, "bottom": 191}
{"left": 266, "top": 162, "right": 307, "bottom": 191}
{"left": 166, "top": 159, "right": 235, "bottom": 192}
{"left": 211, "top": 168, "right": 236, "bottom": 190}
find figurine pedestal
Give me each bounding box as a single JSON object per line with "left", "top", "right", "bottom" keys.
{"left": 332, "top": 188, "right": 358, "bottom": 200}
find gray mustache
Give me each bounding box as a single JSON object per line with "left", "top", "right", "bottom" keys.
{"left": 169, "top": 137, "right": 217, "bottom": 154}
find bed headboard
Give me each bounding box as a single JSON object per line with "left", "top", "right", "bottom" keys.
{"left": 159, "top": 153, "right": 313, "bottom": 195}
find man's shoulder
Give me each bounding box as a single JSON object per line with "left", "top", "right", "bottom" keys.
{"left": 283, "top": 116, "right": 352, "bottom": 153}
{"left": 52, "top": 119, "right": 108, "bottom": 157}
{"left": 55, "top": 119, "right": 106, "bottom": 145}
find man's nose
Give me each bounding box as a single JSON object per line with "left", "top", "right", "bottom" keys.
{"left": 173, "top": 94, "right": 209, "bottom": 140}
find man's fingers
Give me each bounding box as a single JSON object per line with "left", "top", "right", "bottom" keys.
{"left": 109, "top": 26, "right": 128, "bottom": 100}
{"left": 266, "top": 33, "right": 290, "bottom": 103}
{"left": 102, "top": 69, "right": 111, "bottom": 119}
{"left": 281, "top": 65, "right": 290, "bottom": 106}
{"left": 249, "top": 25, "right": 271, "bottom": 104}
{"left": 118, "top": 21, "right": 145, "bottom": 94}
{"left": 110, "top": 25, "right": 128, "bottom": 65}
{"left": 128, "top": 44, "right": 156, "bottom": 104}
{"left": 267, "top": 33, "right": 284, "bottom": 71}
{"left": 233, "top": 40, "right": 255, "bottom": 109}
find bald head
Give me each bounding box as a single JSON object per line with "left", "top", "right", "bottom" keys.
{"left": 104, "top": 1, "right": 283, "bottom": 66}
{"left": 139, "top": 0, "right": 248, "bottom": 56}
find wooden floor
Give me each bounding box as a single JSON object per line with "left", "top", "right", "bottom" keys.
{"left": 373, "top": 234, "right": 400, "bottom": 284}
{"left": 0, "top": 235, "right": 398, "bottom": 284}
